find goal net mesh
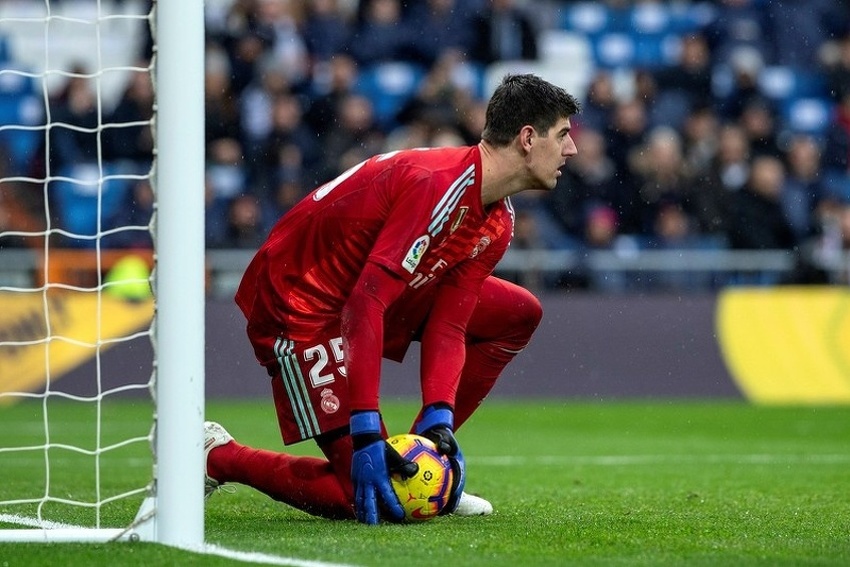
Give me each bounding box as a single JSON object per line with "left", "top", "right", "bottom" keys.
{"left": 0, "top": 0, "right": 157, "bottom": 538}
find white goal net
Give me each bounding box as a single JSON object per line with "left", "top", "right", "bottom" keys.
{"left": 0, "top": 0, "right": 205, "bottom": 546}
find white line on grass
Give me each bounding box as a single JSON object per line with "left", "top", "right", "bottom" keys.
{"left": 475, "top": 454, "right": 850, "bottom": 466}
{"left": 182, "top": 544, "right": 359, "bottom": 567}
{"left": 0, "top": 514, "right": 359, "bottom": 567}
{"left": 0, "top": 513, "right": 81, "bottom": 530}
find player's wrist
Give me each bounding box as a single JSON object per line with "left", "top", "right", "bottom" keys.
{"left": 417, "top": 404, "right": 454, "bottom": 433}
{"left": 350, "top": 410, "right": 383, "bottom": 450}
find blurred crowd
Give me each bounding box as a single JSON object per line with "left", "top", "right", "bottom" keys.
{"left": 2, "top": 0, "right": 850, "bottom": 290}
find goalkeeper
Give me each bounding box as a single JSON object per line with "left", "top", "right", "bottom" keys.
{"left": 205, "top": 74, "right": 580, "bottom": 524}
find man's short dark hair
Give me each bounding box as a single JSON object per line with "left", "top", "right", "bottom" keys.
{"left": 481, "top": 74, "right": 580, "bottom": 147}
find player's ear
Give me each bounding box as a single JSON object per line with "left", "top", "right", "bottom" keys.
{"left": 518, "top": 125, "right": 535, "bottom": 154}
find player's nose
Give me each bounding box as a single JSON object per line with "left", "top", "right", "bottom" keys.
{"left": 563, "top": 135, "right": 578, "bottom": 158}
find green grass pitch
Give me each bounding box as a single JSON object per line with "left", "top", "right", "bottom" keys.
{"left": 1, "top": 398, "right": 848, "bottom": 566}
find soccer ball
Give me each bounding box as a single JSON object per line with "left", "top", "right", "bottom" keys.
{"left": 387, "top": 433, "right": 454, "bottom": 522}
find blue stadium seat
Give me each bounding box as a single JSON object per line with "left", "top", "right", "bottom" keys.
{"left": 354, "top": 62, "right": 426, "bottom": 130}
{"left": 591, "top": 30, "right": 683, "bottom": 70}
{"left": 592, "top": 33, "right": 636, "bottom": 69}
{"left": 0, "top": 66, "right": 34, "bottom": 97}
{"left": 630, "top": 3, "right": 672, "bottom": 35}
{"left": 632, "top": 33, "right": 681, "bottom": 69}
{"left": 0, "top": 67, "right": 44, "bottom": 175}
{"left": 667, "top": 2, "right": 717, "bottom": 33}
{"left": 450, "top": 61, "right": 486, "bottom": 101}
{"left": 780, "top": 97, "right": 834, "bottom": 136}
{"left": 560, "top": 2, "right": 612, "bottom": 34}
{"left": 51, "top": 162, "right": 133, "bottom": 247}
{"left": 758, "top": 66, "right": 828, "bottom": 102}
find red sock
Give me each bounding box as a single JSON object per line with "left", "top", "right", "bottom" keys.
{"left": 208, "top": 440, "right": 354, "bottom": 520}
{"left": 454, "top": 279, "right": 542, "bottom": 429}
{"left": 454, "top": 342, "right": 514, "bottom": 428}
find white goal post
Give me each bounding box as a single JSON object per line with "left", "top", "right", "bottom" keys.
{"left": 152, "top": 0, "right": 206, "bottom": 547}
{"left": 0, "top": 0, "right": 205, "bottom": 547}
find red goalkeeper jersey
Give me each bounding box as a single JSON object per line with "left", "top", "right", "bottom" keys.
{"left": 235, "top": 145, "right": 513, "bottom": 345}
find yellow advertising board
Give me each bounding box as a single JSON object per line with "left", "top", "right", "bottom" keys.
{"left": 0, "top": 291, "right": 154, "bottom": 399}
{"left": 717, "top": 287, "right": 850, "bottom": 404}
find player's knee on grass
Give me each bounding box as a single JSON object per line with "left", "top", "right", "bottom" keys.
{"left": 317, "top": 428, "right": 356, "bottom": 500}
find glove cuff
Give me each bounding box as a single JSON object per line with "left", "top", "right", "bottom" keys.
{"left": 350, "top": 410, "right": 381, "bottom": 435}
{"left": 415, "top": 404, "right": 454, "bottom": 434}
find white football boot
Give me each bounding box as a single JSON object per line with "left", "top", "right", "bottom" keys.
{"left": 452, "top": 492, "right": 494, "bottom": 516}
{"left": 204, "top": 421, "right": 234, "bottom": 499}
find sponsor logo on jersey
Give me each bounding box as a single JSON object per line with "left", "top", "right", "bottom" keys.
{"left": 402, "top": 235, "right": 430, "bottom": 273}
{"left": 449, "top": 206, "right": 469, "bottom": 234}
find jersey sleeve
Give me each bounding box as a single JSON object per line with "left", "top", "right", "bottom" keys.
{"left": 418, "top": 283, "right": 479, "bottom": 407}
{"left": 342, "top": 260, "right": 408, "bottom": 411}
{"left": 417, "top": 207, "right": 513, "bottom": 406}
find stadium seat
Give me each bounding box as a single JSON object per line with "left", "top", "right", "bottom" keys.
{"left": 354, "top": 62, "right": 426, "bottom": 130}
{"left": 667, "top": 2, "right": 717, "bottom": 33}
{"left": 537, "top": 30, "right": 595, "bottom": 94}
{"left": 0, "top": 0, "right": 149, "bottom": 114}
{"left": 758, "top": 66, "right": 828, "bottom": 101}
{"left": 631, "top": 33, "right": 681, "bottom": 69}
{"left": 51, "top": 162, "right": 133, "bottom": 248}
{"left": 780, "top": 97, "right": 834, "bottom": 136}
{"left": 630, "top": 3, "right": 672, "bottom": 35}
{"left": 539, "top": 29, "right": 594, "bottom": 65}
{"left": 712, "top": 63, "right": 761, "bottom": 101}
{"left": 0, "top": 65, "right": 34, "bottom": 98}
{"left": 0, "top": 66, "right": 44, "bottom": 175}
{"left": 449, "top": 60, "right": 486, "bottom": 101}
{"left": 560, "top": 2, "right": 611, "bottom": 34}
{"left": 592, "top": 33, "right": 636, "bottom": 69}
{"left": 483, "top": 60, "right": 593, "bottom": 105}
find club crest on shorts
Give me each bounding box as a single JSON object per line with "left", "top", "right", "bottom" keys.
{"left": 320, "top": 388, "right": 340, "bottom": 414}
{"left": 402, "top": 235, "right": 430, "bottom": 273}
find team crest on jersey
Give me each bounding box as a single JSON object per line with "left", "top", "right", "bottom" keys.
{"left": 449, "top": 206, "right": 469, "bottom": 234}
{"left": 402, "top": 235, "right": 430, "bottom": 273}
{"left": 470, "top": 236, "right": 491, "bottom": 258}
{"left": 320, "top": 388, "right": 340, "bottom": 414}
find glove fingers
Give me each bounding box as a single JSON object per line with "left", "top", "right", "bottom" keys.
{"left": 422, "top": 426, "right": 459, "bottom": 457}
{"left": 385, "top": 443, "right": 420, "bottom": 479}
{"left": 449, "top": 454, "right": 466, "bottom": 495}
{"left": 397, "top": 460, "right": 419, "bottom": 478}
{"left": 377, "top": 480, "right": 406, "bottom": 522}
{"left": 439, "top": 450, "right": 466, "bottom": 516}
{"left": 356, "top": 483, "right": 379, "bottom": 525}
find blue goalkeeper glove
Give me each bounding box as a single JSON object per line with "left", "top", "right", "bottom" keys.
{"left": 414, "top": 404, "right": 466, "bottom": 515}
{"left": 350, "top": 411, "right": 418, "bottom": 525}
